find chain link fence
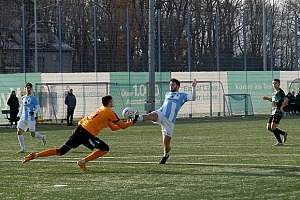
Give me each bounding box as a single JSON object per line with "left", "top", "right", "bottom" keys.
{"left": 0, "top": 1, "right": 299, "bottom": 74}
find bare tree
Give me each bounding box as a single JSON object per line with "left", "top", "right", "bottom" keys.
{"left": 0, "top": 0, "right": 298, "bottom": 72}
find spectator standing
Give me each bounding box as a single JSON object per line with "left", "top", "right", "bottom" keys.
{"left": 7, "top": 90, "right": 19, "bottom": 127}
{"left": 286, "top": 92, "right": 297, "bottom": 115}
{"left": 296, "top": 91, "right": 300, "bottom": 114}
{"left": 65, "top": 89, "right": 76, "bottom": 126}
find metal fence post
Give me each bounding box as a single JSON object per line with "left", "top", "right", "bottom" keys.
{"left": 270, "top": 14, "right": 273, "bottom": 76}
{"left": 22, "top": 2, "right": 27, "bottom": 82}
{"left": 148, "top": 0, "right": 155, "bottom": 113}
{"left": 295, "top": 13, "right": 299, "bottom": 71}
{"left": 215, "top": 11, "right": 220, "bottom": 72}
{"left": 58, "top": 0, "right": 62, "bottom": 73}
{"left": 93, "top": 6, "right": 97, "bottom": 72}
{"left": 126, "top": 8, "right": 131, "bottom": 106}
{"left": 243, "top": 12, "right": 248, "bottom": 93}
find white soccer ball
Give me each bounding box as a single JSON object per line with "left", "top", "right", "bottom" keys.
{"left": 122, "top": 107, "right": 135, "bottom": 120}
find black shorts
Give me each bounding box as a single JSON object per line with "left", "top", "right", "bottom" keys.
{"left": 64, "top": 125, "right": 106, "bottom": 150}
{"left": 267, "top": 115, "right": 283, "bottom": 124}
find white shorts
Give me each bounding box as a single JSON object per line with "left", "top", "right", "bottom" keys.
{"left": 17, "top": 120, "right": 36, "bottom": 132}
{"left": 153, "top": 111, "right": 174, "bottom": 137}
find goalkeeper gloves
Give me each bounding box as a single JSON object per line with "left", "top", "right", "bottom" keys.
{"left": 16, "top": 116, "right": 20, "bottom": 121}
{"left": 29, "top": 111, "right": 35, "bottom": 116}
{"left": 132, "top": 111, "right": 139, "bottom": 124}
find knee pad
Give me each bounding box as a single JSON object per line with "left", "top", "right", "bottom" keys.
{"left": 96, "top": 141, "right": 109, "bottom": 152}
{"left": 59, "top": 145, "right": 71, "bottom": 156}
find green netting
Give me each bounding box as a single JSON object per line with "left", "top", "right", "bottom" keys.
{"left": 224, "top": 94, "right": 254, "bottom": 116}
{"left": 289, "top": 78, "right": 300, "bottom": 93}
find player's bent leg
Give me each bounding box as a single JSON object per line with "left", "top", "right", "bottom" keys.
{"left": 37, "top": 148, "right": 61, "bottom": 157}
{"left": 17, "top": 128, "right": 25, "bottom": 135}
{"left": 85, "top": 149, "right": 108, "bottom": 163}
{"left": 58, "top": 145, "right": 72, "bottom": 156}
{"left": 283, "top": 132, "right": 288, "bottom": 143}
{"left": 163, "top": 135, "right": 171, "bottom": 154}
{"left": 266, "top": 123, "right": 272, "bottom": 131}
{"left": 77, "top": 141, "right": 109, "bottom": 171}
{"left": 270, "top": 123, "right": 283, "bottom": 145}
{"left": 22, "top": 147, "right": 69, "bottom": 163}
{"left": 270, "top": 123, "right": 278, "bottom": 130}
{"left": 77, "top": 150, "right": 108, "bottom": 171}
{"left": 30, "top": 131, "right": 47, "bottom": 145}
{"left": 142, "top": 112, "right": 158, "bottom": 122}
{"left": 95, "top": 140, "right": 109, "bottom": 152}
{"left": 29, "top": 131, "right": 36, "bottom": 137}
{"left": 85, "top": 140, "right": 109, "bottom": 163}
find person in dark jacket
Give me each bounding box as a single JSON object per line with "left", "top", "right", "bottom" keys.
{"left": 7, "top": 90, "right": 19, "bottom": 127}
{"left": 65, "top": 89, "right": 76, "bottom": 126}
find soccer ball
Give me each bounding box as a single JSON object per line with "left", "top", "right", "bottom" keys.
{"left": 122, "top": 107, "right": 135, "bottom": 120}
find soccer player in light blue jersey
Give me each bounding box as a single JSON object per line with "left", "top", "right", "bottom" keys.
{"left": 137, "top": 78, "right": 197, "bottom": 164}
{"left": 17, "top": 82, "right": 46, "bottom": 153}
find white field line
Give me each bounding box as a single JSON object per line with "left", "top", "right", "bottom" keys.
{"left": 4, "top": 159, "right": 300, "bottom": 168}
{"left": 4, "top": 154, "right": 300, "bottom": 168}
{"left": 13, "top": 153, "right": 300, "bottom": 158}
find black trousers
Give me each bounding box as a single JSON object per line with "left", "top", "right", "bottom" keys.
{"left": 10, "top": 109, "right": 18, "bottom": 125}
{"left": 67, "top": 108, "right": 74, "bottom": 125}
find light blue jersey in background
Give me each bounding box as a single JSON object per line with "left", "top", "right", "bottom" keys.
{"left": 18, "top": 95, "right": 40, "bottom": 121}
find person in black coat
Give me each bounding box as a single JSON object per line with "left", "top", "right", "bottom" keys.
{"left": 7, "top": 90, "right": 20, "bottom": 126}
{"left": 65, "top": 89, "right": 76, "bottom": 126}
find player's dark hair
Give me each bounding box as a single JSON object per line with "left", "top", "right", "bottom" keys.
{"left": 273, "top": 78, "right": 280, "bottom": 84}
{"left": 24, "top": 82, "right": 33, "bottom": 88}
{"left": 102, "top": 95, "right": 113, "bottom": 106}
{"left": 170, "top": 78, "right": 180, "bottom": 87}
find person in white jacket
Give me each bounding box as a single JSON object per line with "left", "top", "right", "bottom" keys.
{"left": 17, "top": 82, "right": 46, "bottom": 153}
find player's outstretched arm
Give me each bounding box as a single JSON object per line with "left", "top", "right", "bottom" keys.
{"left": 106, "top": 121, "right": 121, "bottom": 131}
{"left": 190, "top": 79, "right": 197, "bottom": 101}
{"left": 113, "top": 119, "right": 134, "bottom": 130}
{"left": 191, "top": 79, "right": 197, "bottom": 87}
{"left": 263, "top": 96, "right": 272, "bottom": 102}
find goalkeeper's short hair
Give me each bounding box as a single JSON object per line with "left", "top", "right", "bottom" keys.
{"left": 102, "top": 95, "right": 113, "bottom": 106}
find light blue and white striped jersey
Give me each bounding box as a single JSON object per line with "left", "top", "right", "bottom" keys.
{"left": 18, "top": 95, "right": 40, "bottom": 121}
{"left": 157, "top": 92, "right": 189, "bottom": 124}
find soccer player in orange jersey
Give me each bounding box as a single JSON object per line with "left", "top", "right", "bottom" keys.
{"left": 22, "top": 95, "right": 138, "bottom": 171}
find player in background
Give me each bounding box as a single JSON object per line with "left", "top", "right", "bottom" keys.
{"left": 263, "top": 78, "right": 289, "bottom": 146}
{"left": 22, "top": 95, "right": 139, "bottom": 171}
{"left": 17, "top": 82, "right": 46, "bottom": 153}
{"left": 136, "top": 78, "right": 197, "bottom": 164}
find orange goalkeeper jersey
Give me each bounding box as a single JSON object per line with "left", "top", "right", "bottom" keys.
{"left": 78, "top": 106, "right": 133, "bottom": 136}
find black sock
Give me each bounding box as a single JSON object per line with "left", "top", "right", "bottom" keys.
{"left": 273, "top": 128, "right": 285, "bottom": 135}
{"left": 270, "top": 129, "right": 282, "bottom": 143}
